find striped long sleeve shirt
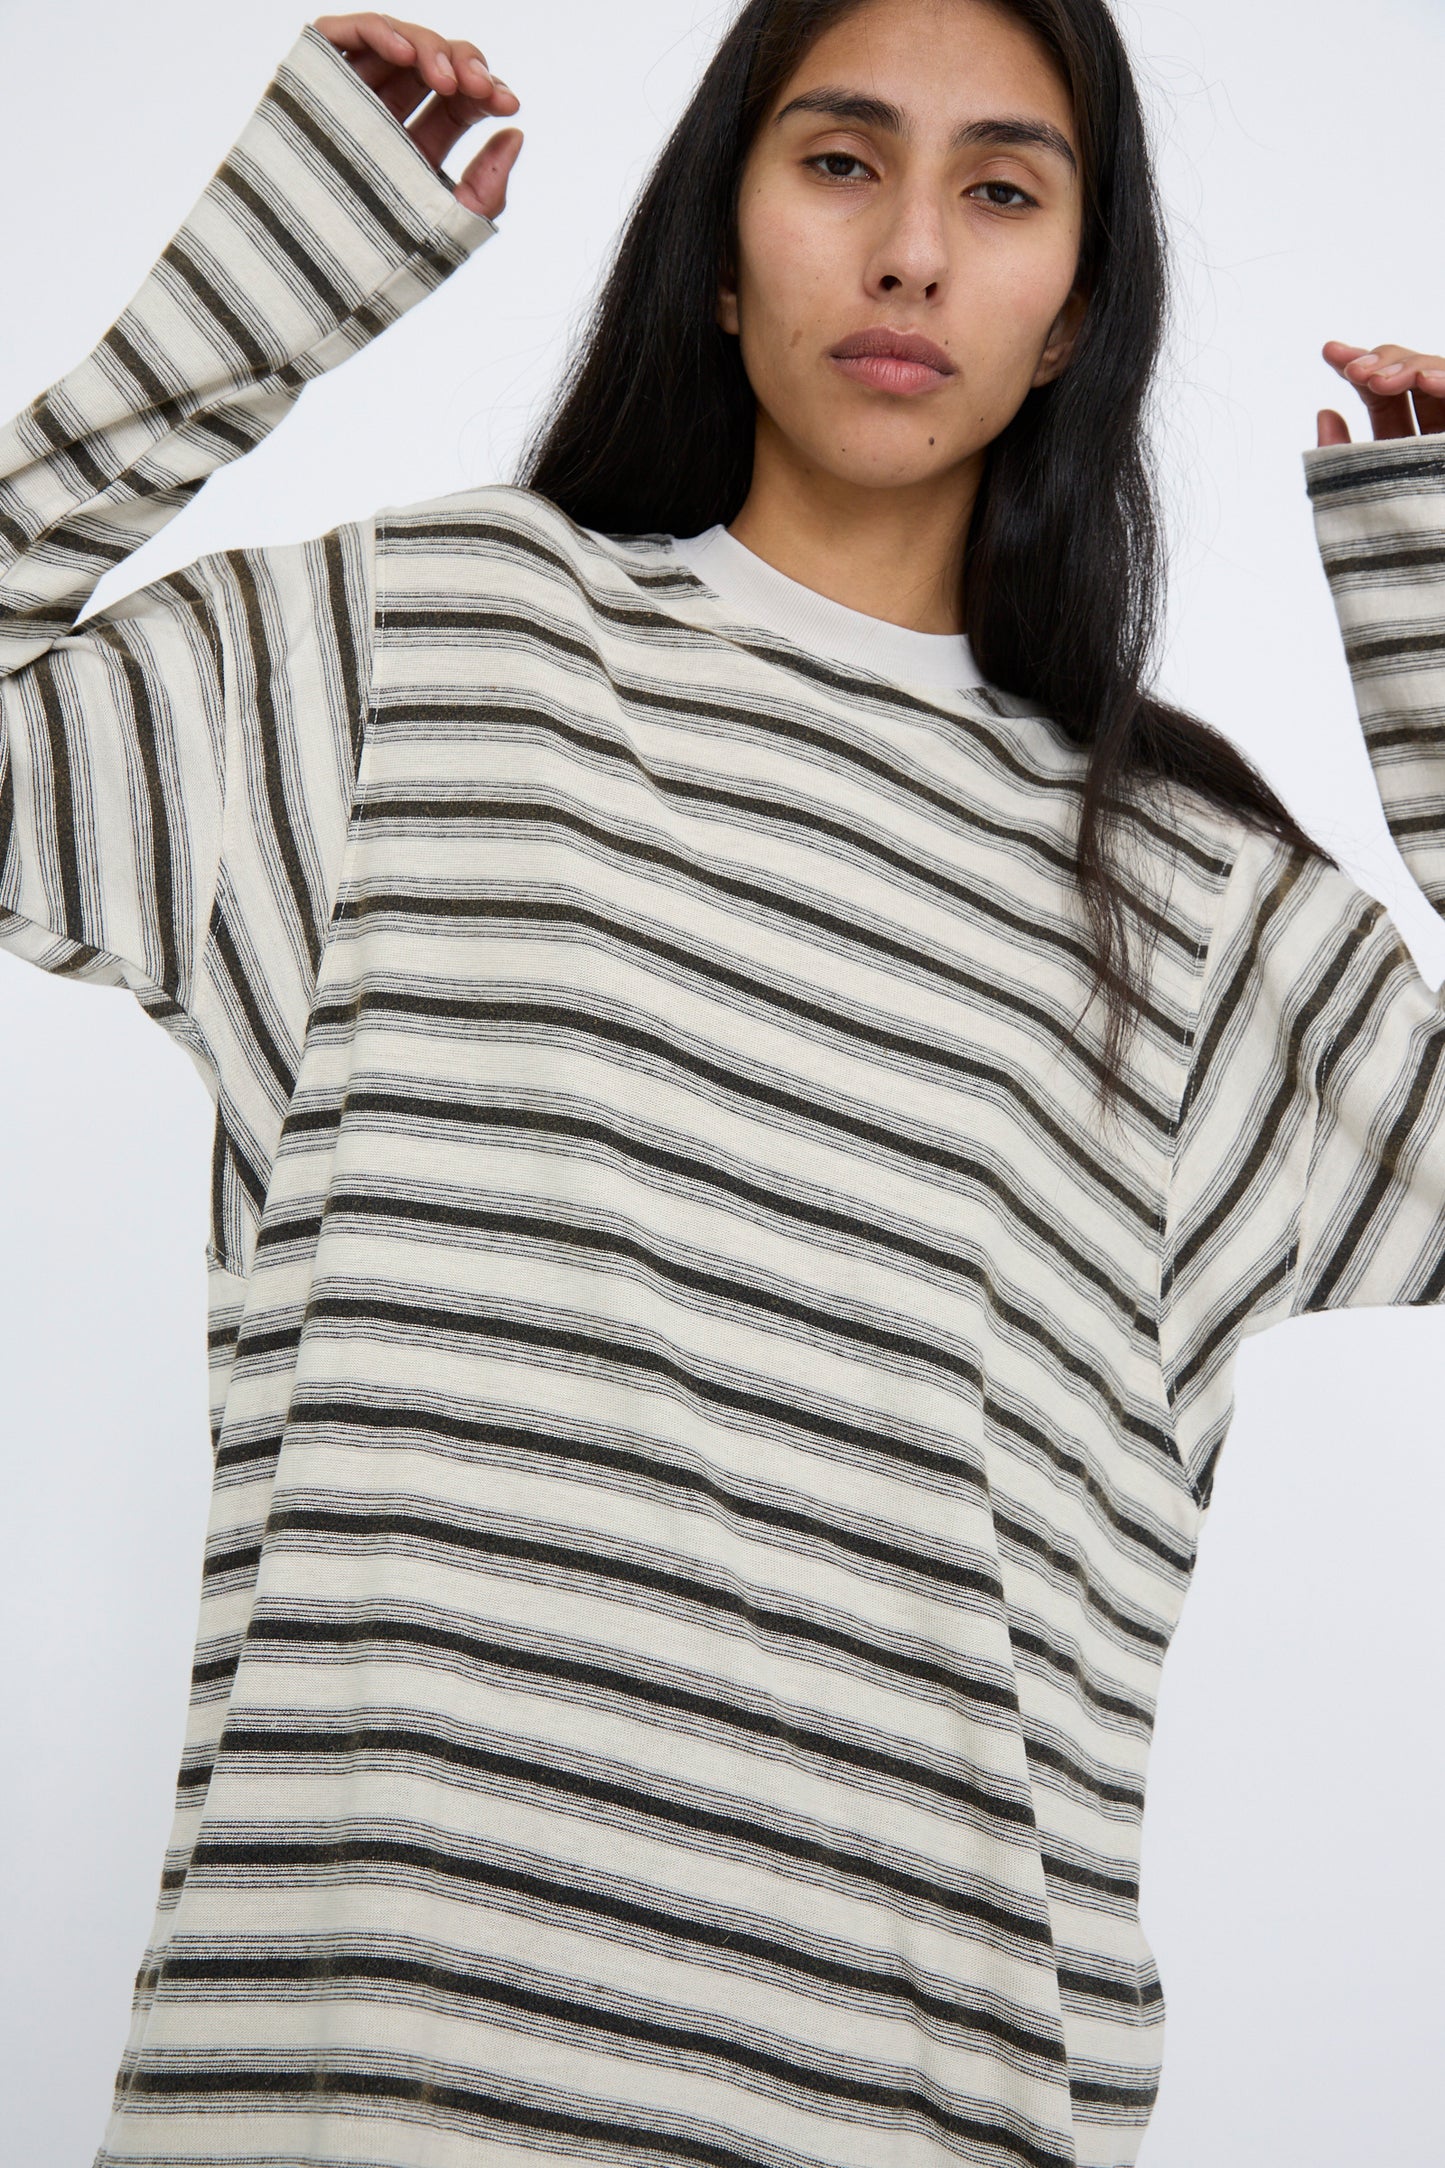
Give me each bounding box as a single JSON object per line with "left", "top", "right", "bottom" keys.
{"left": 2, "top": 24, "right": 1442, "bottom": 2168}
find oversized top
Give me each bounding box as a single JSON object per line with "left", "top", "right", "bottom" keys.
{"left": 2, "top": 25, "right": 1442, "bottom": 2168}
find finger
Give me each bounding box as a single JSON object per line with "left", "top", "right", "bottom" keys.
{"left": 1330, "top": 344, "right": 1403, "bottom": 389}
{"left": 358, "top": 36, "right": 500, "bottom": 129}
{"left": 446, "top": 41, "right": 521, "bottom": 113}
{"left": 364, "top": 62, "right": 437, "bottom": 125}
{"left": 314, "top": 14, "right": 432, "bottom": 114}
{"left": 405, "top": 78, "right": 517, "bottom": 170}
{"left": 404, "top": 49, "right": 520, "bottom": 167}
{"left": 1358, "top": 357, "right": 1445, "bottom": 439}
{"left": 344, "top": 46, "right": 416, "bottom": 92}
{"left": 312, "top": 13, "right": 417, "bottom": 83}
{"left": 454, "top": 127, "right": 524, "bottom": 221}
{"left": 1332, "top": 347, "right": 1420, "bottom": 440}
{"left": 1367, "top": 389, "right": 1419, "bottom": 440}
{"left": 1326, "top": 342, "right": 1412, "bottom": 387}
{"left": 1321, "top": 343, "right": 1445, "bottom": 439}
{"left": 1412, "top": 372, "right": 1445, "bottom": 437}
{"left": 1370, "top": 395, "right": 1418, "bottom": 441}
{"left": 1360, "top": 354, "right": 1445, "bottom": 393}
{"left": 316, "top": 17, "right": 522, "bottom": 180}
{"left": 1317, "top": 409, "right": 1351, "bottom": 448}
{"left": 383, "top": 22, "right": 480, "bottom": 103}
{"left": 1322, "top": 340, "right": 1374, "bottom": 369}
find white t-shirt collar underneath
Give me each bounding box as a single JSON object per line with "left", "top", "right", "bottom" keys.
{"left": 665, "top": 524, "right": 986, "bottom": 697}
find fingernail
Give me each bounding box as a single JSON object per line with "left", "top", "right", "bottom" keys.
{"left": 1354, "top": 353, "right": 1382, "bottom": 370}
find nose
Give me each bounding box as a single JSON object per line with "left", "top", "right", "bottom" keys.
{"left": 865, "top": 184, "right": 949, "bottom": 301}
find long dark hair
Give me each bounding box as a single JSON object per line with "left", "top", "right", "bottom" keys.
{"left": 515, "top": 0, "right": 1334, "bottom": 1125}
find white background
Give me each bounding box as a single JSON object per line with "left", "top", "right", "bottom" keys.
{"left": 1, "top": 1, "right": 1442, "bottom": 2160}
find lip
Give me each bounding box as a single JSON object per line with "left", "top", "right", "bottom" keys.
{"left": 829, "top": 326, "right": 958, "bottom": 385}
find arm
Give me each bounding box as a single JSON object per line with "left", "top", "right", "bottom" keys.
{"left": 0, "top": 21, "right": 504, "bottom": 1266}
{"left": 1304, "top": 428, "right": 1445, "bottom": 914}
{"left": 0, "top": 21, "right": 500, "bottom": 1016}
{"left": 1158, "top": 423, "right": 1445, "bottom": 1509}
{"left": 1294, "top": 402, "right": 1445, "bottom": 1314}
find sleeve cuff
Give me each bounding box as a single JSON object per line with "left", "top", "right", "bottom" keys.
{"left": 286, "top": 22, "right": 498, "bottom": 248}
{"left": 1303, "top": 429, "right": 1445, "bottom": 507}
{"left": 196, "top": 20, "right": 499, "bottom": 362}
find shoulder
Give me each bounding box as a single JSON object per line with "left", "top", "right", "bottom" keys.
{"left": 1180, "top": 806, "right": 1393, "bottom": 1028}
{"left": 1121, "top": 777, "right": 1388, "bottom": 1002}
{"left": 371, "top": 481, "right": 667, "bottom": 588}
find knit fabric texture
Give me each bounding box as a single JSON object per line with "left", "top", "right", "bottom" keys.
{"left": 3, "top": 26, "right": 1443, "bottom": 2168}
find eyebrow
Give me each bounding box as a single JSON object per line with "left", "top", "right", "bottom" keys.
{"left": 771, "top": 87, "right": 1079, "bottom": 176}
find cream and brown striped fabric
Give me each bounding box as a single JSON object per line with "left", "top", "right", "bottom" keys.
{"left": 2, "top": 24, "right": 1442, "bottom": 2168}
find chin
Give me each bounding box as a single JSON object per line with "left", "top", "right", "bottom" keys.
{"left": 819, "top": 444, "right": 964, "bottom": 489}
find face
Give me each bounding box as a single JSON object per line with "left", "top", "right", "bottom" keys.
{"left": 718, "top": 0, "right": 1088, "bottom": 502}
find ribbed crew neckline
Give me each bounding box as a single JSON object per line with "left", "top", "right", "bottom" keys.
{"left": 663, "top": 524, "right": 987, "bottom": 697}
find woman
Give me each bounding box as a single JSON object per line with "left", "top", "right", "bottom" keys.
{"left": 1, "top": 3, "right": 1440, "bottom": 2163}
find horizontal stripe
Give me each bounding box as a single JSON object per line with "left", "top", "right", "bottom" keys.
{"left": 9, "top": 24, "right": 1445, "bottom": 2168}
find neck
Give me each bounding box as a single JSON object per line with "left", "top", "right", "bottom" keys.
{"left": 726, "top": 415, "right": 983, "bottom": 636}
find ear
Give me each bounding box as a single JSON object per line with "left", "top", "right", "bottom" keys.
{"left": 1032, "top": 285, "right": 1089, "bottom": 389}
{"left": 716, "top": 271, "right": 740, "bottom": 339}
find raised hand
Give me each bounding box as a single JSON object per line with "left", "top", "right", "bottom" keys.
{"left": 1318, "top": 342, "right": 1445, "bottom": 448}
{"left": 312, "top": 14, "right": 522, "bottom": 218}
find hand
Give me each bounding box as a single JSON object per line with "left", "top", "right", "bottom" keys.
{"left": 312, "top": 14, "right": 522, "bottom": 218}
{"left": 1318, "top": 342, "right": 1445, "bottom": 447}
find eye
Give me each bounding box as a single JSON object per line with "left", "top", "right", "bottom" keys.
{"left": 804, "top": 151, "right": 875, "bottom": 183}
{"left": 970, "top": 179, "right": 1038, "bottom": 211}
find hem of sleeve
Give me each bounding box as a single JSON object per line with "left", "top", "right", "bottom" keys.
{"left": 1302, "top": 431, "right": 1445, "bottom": 504}
{"left": 278, "top": 22, "right": 499, "bottom": 268}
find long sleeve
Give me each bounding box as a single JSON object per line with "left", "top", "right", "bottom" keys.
{"left": 0, "top": 21, "right": 497, "bottom": 1271}
{"left": 1305, "top": 431, "right": 1445, "bottom": 915}
{"left": 1158, "top": 432, "right": 1445, "bottom": 1509}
